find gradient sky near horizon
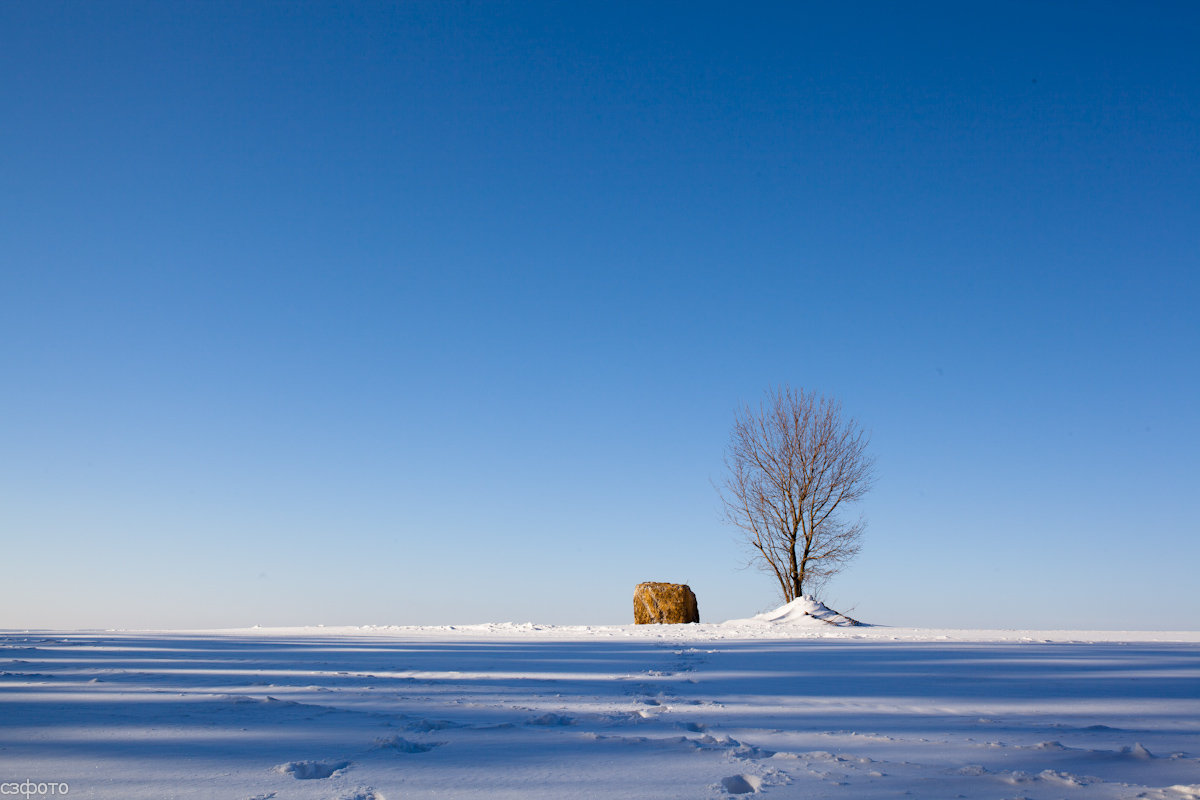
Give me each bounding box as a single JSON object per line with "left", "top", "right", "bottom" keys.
{"left": 2, "top": 2, "right": 1197, "bottom": 630}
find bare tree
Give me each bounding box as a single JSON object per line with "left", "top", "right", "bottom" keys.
{"left": 719, "top": 386, "right": 875, "bottom": 603}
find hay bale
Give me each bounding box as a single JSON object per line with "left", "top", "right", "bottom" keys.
{"left": 633, "top": 582, "right": 699, "bottom": 624}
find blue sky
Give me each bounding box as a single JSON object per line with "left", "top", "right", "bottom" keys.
{"left": 2, "top": 2, "right": 1197, "bottom": 629}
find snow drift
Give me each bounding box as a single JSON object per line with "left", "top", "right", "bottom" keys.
{"left": 725, "top": 595, "right": 866, "bottom": 627}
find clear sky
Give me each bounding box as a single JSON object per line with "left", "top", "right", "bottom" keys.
{"left": 2, "top": 2, "right": 1197, "bottom": 630}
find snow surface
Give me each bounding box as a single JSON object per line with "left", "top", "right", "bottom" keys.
{"left": 3, "top": 619, "right": 1200, "bottom": 799}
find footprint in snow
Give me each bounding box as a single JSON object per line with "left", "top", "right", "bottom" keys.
{"left": 405, "top": 718, "right": 462, "bottom": 732}
{"left": 721, "top": 774, "right": 762, "bottom": 794}
{"left": 374, "top": 734, "right": 443, "bottom": 753}
{"left": 340, "top": 787, "right": 384, "bottom": 800}
{"left": 955, "top": 764, "right": 990, "bottom": 776}
{"left": 526, "top": 712, "right": 574, "bottom": 726}
{"left": 1030, "top": 740, "right": 1071, "bottom": 751}
{"left": 275, "top": 760, "right": 351, "bottom": 779}
{"left": 692, "top": 734, "right": 775, "bottom": 760}
{"left": 1001, "top": 769, "right": 1089, "bottom": 787}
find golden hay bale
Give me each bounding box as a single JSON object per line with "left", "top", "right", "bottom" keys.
{"left": 633, "top": 582, "right": 700, "bottom": 624}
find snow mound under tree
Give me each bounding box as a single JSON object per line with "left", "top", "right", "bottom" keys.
{"left": 726, "top": 595, "right": 866, "bottom": 627}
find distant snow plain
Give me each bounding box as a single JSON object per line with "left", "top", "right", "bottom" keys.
{"left": 3, "top": 602, "right": 1199, "bottom": 800}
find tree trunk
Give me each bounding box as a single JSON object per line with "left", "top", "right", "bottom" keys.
{"left": 786, "top": 539, "right": 800, "bottom": 602}
{"left": 796, "top": 537, "right": 813, "bottom": 598}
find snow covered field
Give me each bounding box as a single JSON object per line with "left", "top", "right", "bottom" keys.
{"left": 3, "top": 618, "right": 1199, "bottom": 800}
